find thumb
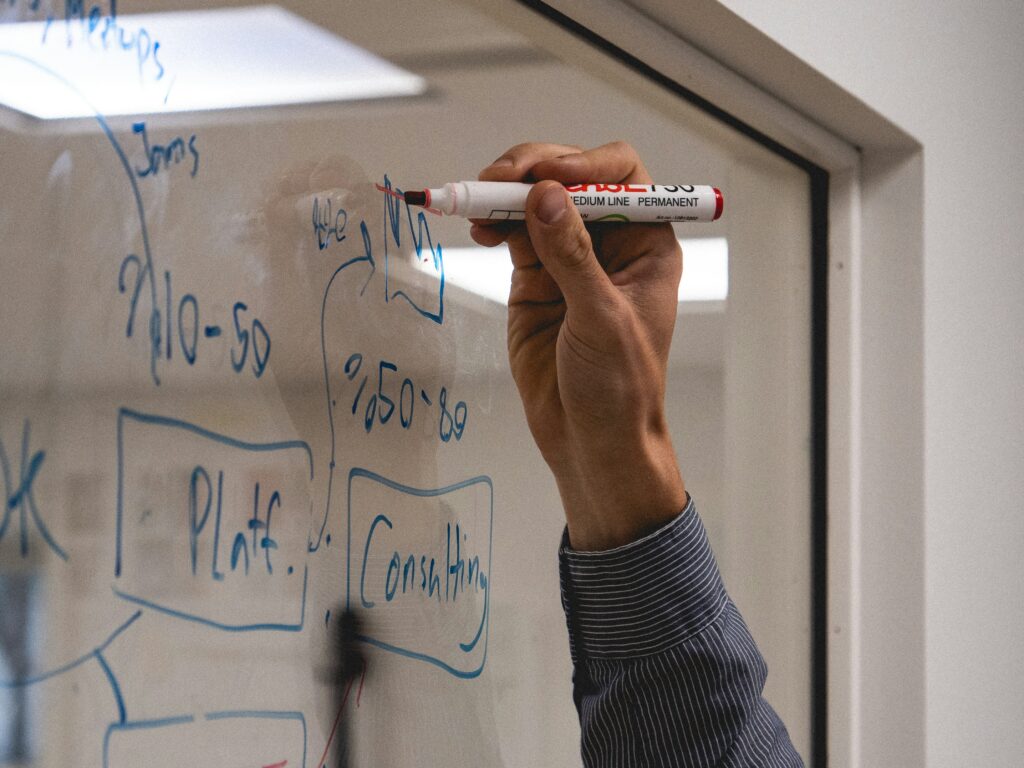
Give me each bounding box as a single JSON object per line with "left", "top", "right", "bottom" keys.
{"left": 525, "top": 181, "right": 615, "bottom": 317}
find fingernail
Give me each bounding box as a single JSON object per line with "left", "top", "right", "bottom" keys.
{"left": 489, "top": 157, "right": 514, "bottom": 168}
{"left": 537, "top": 186, "right": 568, "bottom": 224}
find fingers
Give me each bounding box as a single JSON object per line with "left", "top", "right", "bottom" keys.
{"left": 479, "top": 143, "right": 584, "bottom": 182}
{"left": 474, "top": 144, "right": 584, "bottom": 237}
{"left": 524, "top": 181, "right": 617, "bottom": 323}
{"left": 480, "top": 140, "right": 650, "bottom": 185}
{"left": 469, "top": 222, "right": 513, "bottom": 247}
{"left": 479, "top": 140, "right": 648, "bottom": 184}
{"left": 509, "top": 263, "right": 563, "bottom": 306}
{"left": 469, "top": 223, "right": 540, "bottom": 271}
{"left": 474, "top": 141, "right": 657, "bottom": 320}
{"left": 531, "top": 140, "right": 652, "bottom": 185}
{"left": 474, "top": 141, "right": 650, "bottom": 238}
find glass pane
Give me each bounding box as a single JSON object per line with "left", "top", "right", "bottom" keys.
{"left": 0, "top": 1, "right": 813, "bottom": 765}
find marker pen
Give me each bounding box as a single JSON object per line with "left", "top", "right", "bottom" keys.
{"left": 404, "top": 181, "right": 723, "bottom": 223}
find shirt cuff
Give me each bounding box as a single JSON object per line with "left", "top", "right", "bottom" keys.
{"left": 558, "top": 496, "right": 728, "bottom": 662}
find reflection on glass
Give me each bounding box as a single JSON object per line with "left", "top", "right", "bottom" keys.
{"left": 0, "top": 571, "right": 41, "bottom": 764}
{"left": 422, "top": 238, "right": 728, "bottom": 306}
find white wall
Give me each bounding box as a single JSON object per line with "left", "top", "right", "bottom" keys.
{"left": 692, "top": 2, "right": 1024, "bottom": 765}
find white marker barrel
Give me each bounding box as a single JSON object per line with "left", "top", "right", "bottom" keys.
{"left": 424, "top": 181, "right": 723, "bottom": 222}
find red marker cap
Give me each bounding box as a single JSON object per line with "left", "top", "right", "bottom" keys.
{"left": 713, "top": 188, "right": 724, "bottom": 221}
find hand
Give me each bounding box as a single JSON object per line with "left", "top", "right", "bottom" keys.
{"left": 471, "top": 141, "right": 687, "bottom": 551}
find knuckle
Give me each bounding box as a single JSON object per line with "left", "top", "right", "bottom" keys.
{"left": 501, "top": 143, "right": 530, "bottom": 160}
{"left": 601, "top": 139, "right": 648, "bottom": 181}
{"left": 607, "top": 139, "right": 637, "bottom": 158}
{"left": 482, "top": 147, "right": 530, "bottom": 180}
{"left": 669, "top": 239, "right": 684, "bottom": 278}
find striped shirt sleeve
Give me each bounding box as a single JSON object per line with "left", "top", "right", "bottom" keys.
{"left": 558, "top": 496, "right": 804, "bottom": 767}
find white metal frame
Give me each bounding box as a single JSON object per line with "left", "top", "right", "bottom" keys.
{"left": 466, "top": 1, "right": 927, "bottom": 765}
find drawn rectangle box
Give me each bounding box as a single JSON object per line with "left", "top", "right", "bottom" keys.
{"left": 347, "top": 468, "right": 493, "bottom": 679}
{"left": 103, "top": 711, "right": 306, "bottom": 768}
{"left": 114, "top": 408, "right": 313, "bottom": 632}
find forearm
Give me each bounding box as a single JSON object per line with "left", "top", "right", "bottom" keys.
{"left": 549, "top": 420, "right": 687, "bottom": 552}
{"left": 559, "top": 497, "right": 803, "bottom": 767}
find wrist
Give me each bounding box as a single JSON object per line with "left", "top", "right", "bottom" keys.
{"left": 550, "top": 423, "right": 686, "bottom": 552}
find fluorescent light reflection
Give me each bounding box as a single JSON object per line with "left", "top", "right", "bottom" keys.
{"left": 427, "top": 237, "right": 728, "bottom": 306}
{"left": 676, "top": 237, "right": 729, "bottom": 302}
{"left": 0, "top": 5, "right": 425, "bottom": 119}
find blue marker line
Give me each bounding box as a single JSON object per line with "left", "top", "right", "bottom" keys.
{"left": 356, "top": 633, "right": 486, "bottom": 680}
{"left": 106, "top": 715, "right": 194, "bottom": 732}
{"left": 345, "top": 469, "right": 493, "bottom": 678}
{"left": 97, "top": 610, "right": 144, "bottom": 653}
{"left": 389, "top": 226, "right": 445, "bottom": 324}
{"left": 380, "top": 175, "right": 446, "bottom": 324}
{"left": 162, "top": 73, "right": 177, "bottom": 104}
{"left": 310, "top": 247, "right": 376, "bottom": 554}
{"left": 93, "top": 650, "right": 127, "bottom": 724}
{"left": 458, "top": 575, "right": 488, "bottom": 653}
{"left": 19, "top": 421, "right": 68, "bottom": 561}
{"left": 113, "top": 566, "right": 307, "bottom": 633}
{"left": 0, "top": 610, "right": 141, "bottom": 689}
{"left": 348, "top": 468, "right": 492, "bottom": 500}
{"left": 117, "top": 408, "right": 313, "bottom": 469}
{"left": 205, "top": 709, "right": 302, "bottom": 721}
{"left": 0, "top": 51, "right": 163, "bottom": 384}
{"left": 0, "top": 421, "right": 67, "bottom": 561}
{"left": 103, "top": 716, "right": 194, "bottom": 768}
{"left": 115, "top": 407, "right": 313, "bottom": 576}
{"left": 103, "top": 712, "right": 305, "bottom": 768}
{"left": 345, "top": 468, "right": 493, "bottom": 611}
{"left": 313, "top": 179, "right": 451, "bottom": 555}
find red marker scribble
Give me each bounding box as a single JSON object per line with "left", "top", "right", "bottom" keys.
{"left": 262, "top": 761, "right": 287, "bottom": 768}
{"left": 315, "top": 676, "right": 355, "bottom": 768}
{"left": 374, "top": 183, "right": 443, "bottom": 217}
{"left": 314, "top": 664, "right": 369, "bottom": 768}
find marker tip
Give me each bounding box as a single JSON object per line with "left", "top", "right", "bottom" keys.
{"left": 404, "top": 190, "right": 427, "bottom": 207}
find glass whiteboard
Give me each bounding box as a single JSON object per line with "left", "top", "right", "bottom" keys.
{"left": 0, "top": 0, "right": 815, "bottom": 764}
